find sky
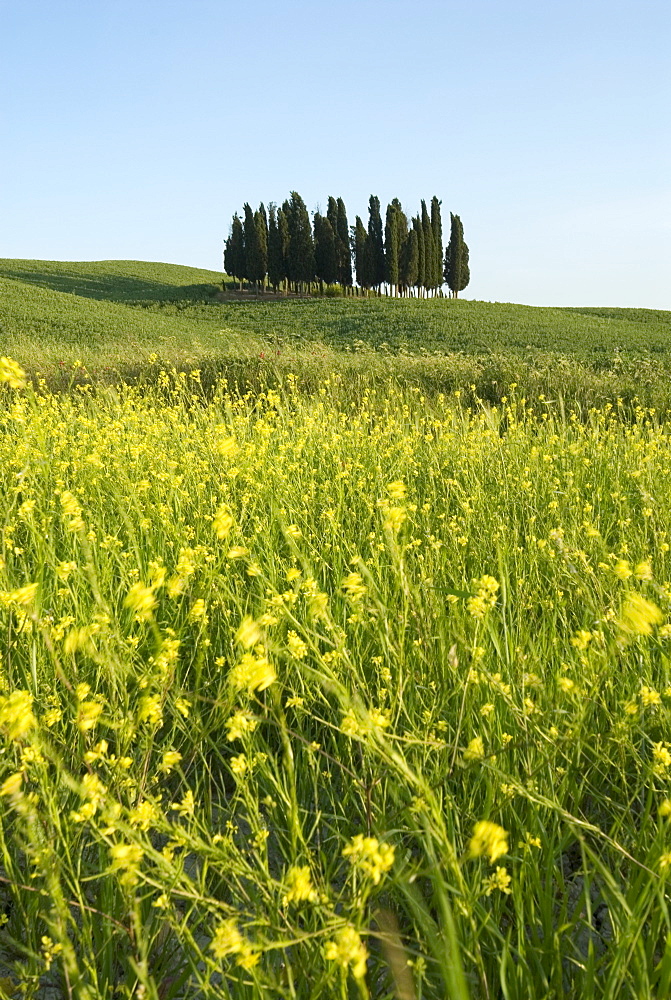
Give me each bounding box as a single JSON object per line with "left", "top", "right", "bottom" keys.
{"left": 2, "top": 0, "right": 669, "bottom": 307}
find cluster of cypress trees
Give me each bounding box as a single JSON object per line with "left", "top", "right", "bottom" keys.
{"left": 224, "top": 193, "right": 470, "bottom": 297}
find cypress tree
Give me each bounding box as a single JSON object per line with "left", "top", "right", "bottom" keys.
{"left": 286, "top": 192, "right": 314, "bottom": 292}
{"left": 277, "top": 205, "right": 290, "bottom": 294}
{"left": 313, "top": 213, "right": 337, "bottom": 290}
{"left": 431, "top": 196, "right": 443, "bottom": 294}
{"left": 326, "top": 197, "right": 339, "bottom": 240}
{"left": 421, "top": 200, "right": 435, "bottom": 295}
{"left": 254, "top": 203, "right": 268, "bottom": 291}
{"left": 225, "top": 213, "right": 245, "bottom": 290}
{"left": 384, "top": 198, "right": 407, "bottom": 296}
{"left": 353, "top": 215, "right": 370, "bottom": 291}
{"left": 444, "top": 213, "right": 471, "bottom": 298}
{"left": 243, "top": 202, "right": 262, "bottom": 291}
{"left": 367, "top": 195, "right": 385, "bottom": 292}
{"left": 413, "top": 215, "right": 425, "bottom": 296}
{"left": 327, "top": 196, "right": 346, "bottom": 289}
{"left": 267, "top": 204, "right": 285, "bottom": 293}
{"left": 385, "top": 201, "right": 400, "bottom": 296}
{"left": 336, "top": 198, "right": 353, "bottom": 289}
{"left": 400, "top": 227, "right": 419, "bottom": 295}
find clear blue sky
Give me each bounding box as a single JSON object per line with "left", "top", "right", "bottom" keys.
{"left": 2, "top": 0, "right": 669, "bottom": 307}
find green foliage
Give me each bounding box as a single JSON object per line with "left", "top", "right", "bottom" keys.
{"left": 266, "top": 205, "right": 285, "bottom": 291}
{"left": 2, "top": 259, "right": 671, "bottom": 413}
{"left": 431, "top": 196, "right": 443, "bottom": 292}
{"left": 384, "top": 199, "right": 404, "bottom": 293}
{"left": 445, "top": 213, "right": 470, "bottom": 297}
{"left": 421, "top": 199, "right": 436, "bottom": 293}
{"left": 353, "top": 216, "right": 370, "bottom": 289}
{"left": 255, "top": 203, "right": 269, "bottom": 286}
{"left": 226, "top": 214, "right": 246, "bottom": 287}
{"left": 414, "top": 215, "right": 425, "bottom": 292}
{"left": 336, "top": 197, "right": 353, "bottom": 287}
{"left": 285, "top": 192, "right": 315, "bottom": 288}
{"left": 313, "top": 213, "right": 338, "bottom": 287}
{"left": 401, "top": 226, "right": 419, "bottom": 291}
{"left": 243, "top": 203, "right": 267, "bottom": 289}
{"left": 367, "top": 195, "right": 386, "bottom": 290}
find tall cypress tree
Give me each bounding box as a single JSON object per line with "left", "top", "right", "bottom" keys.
{"left": 327, "top": 196, "right": 346, "bottom": 289}
{"left": 413, "top": 215, "right": 425, "bottom": 296}
{"left": 243, "top": 203, "right": 262, "bottom": 291}
{"left": 353, "top": 215, "right": 370, "bottom": 290}
{"left": 400, "top": 227, "right": 419, "bottom": 295}
{"left": 444, "top": 213, "right": 470, "bottom": 298}
{"left": 431, "top": 196, "right": 443, "bottom": 294}
{"left": 313, "top": 213, "right": 337, "bottom": 290}
{"left": 267, "top": 204, "right": 285, "bottom": 293}
{"left": 254, "top": 203, "right": 268, "bottom": 291}
{"left": 277, "top": 205, "right": 290, "bottom": 294}
{"left": 385, "top": 198, "right": 407, "bottom": 296}
{"left": 286, "top": 191, "right": 314, "bottom": 292}
{"left": 367, "top": 195, "right": 385, "bottom": 292}
{"left": 224, "top": 213, "right": 245, "bottom": 290}
{"left": 326, "top": 197, "right": 339, "bottom": 240}
{"left": 421, "top": 200, "right": 435, "bottom": 295}
{"left": 336, "top": 198, "right": 353, "bottom": 289}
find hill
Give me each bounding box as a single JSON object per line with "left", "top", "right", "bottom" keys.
{"left": 1, "top": 258, "right": 670, "bottom": 407}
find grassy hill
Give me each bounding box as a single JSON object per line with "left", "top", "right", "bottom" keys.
{"left": 1, "top": 258, "right": 670, "bottom": 407}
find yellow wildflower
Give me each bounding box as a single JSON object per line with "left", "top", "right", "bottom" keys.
{"left": 286, "top": 630, "right": 308, "bottom": 659}
{"left": 210, "top": 918, "right": 258, "bottom": 968}
{"left": 652, "top": 742, "right": 671, "bottom": 775}
{"left": 483, "top": 866, "right": 512, "bottom": 895}
{"left": 8, "top": 583, "right": 38, "bottom": 607}
{"left": 641, "top": 686, "right": 661, "bottom": 707}
{"left": 160, "top": 750, "right": 182, "bottom": 773}
{"left": 0, "top": 773, "right": 24, "bottom": 798}
{"left": 387, "top": 480, "right": 407, "bottom": 500}
{"left": 210, "top": 918, "right": 243, "bottom": 958}
{"left": 137, "top": 694, "right": 163, "bottom": 728}
{"left": 324, "top": 926, "right": 368, "bottom": 979}
{"left": 0, "top": 691, "right": 36, "bottom": 741}
{"left": 124, "top": 582, "right": 156, "bottom": 619}
{"left": 469, "top": 821, "right": 509, "bottom": 863}
{"left": 342, "top": 834, "right": 395, "bottom": 884}
{"left": 383, "top": 506, "right": 407, "bottom": 534}
{"left": 620, "top": 593, "right": 663, "bottom": 635}
{"left": 0, "top": 357, "right": 26, "bottom": 388}
{"left": 463, "top": 736, "right": 485, "bottom": 762}
{"left": 171, "top": 789, "right": 195, "bottom": 816}
{"left": 467, "top": 575, "right": 499, "bottom": 618}
{"left": 230, "top": 754, "right": 248, "bottom": 776}
{"left": 77, "top": 700, "right": 103, "bottom": 733}
{"left": 108, "top": 843, "right": 144, "bottom": 886}
{"left": 225, "top": 710, "right": 258, "bottom": 741}
{"left": 634, "top": 560, "right": 653, "bottom": 582}
{"left": 213, "top": 506, "right": 234, "bottom": 539}
{"left": 613, "top": 559, "right": 632, "bottom": 581}
{"left": 282, "top": 865, "right": 319, "bottom": 906}
{"left": 230, "top": 652, "right": 276, "bottom": 693}
{"left": 236, "top": 616, "right": 262, "bottom": 649}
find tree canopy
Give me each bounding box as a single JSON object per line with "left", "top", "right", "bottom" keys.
{"left": 224, "top": 193, "right": 469, "bottom": 297}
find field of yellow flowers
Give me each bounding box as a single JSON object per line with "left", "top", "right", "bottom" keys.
{"left": 1, "top": 356, "right": 671, "bottom": 999}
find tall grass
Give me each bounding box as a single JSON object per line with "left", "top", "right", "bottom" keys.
{"left": 0, "top": 361, "right": 671, "bottom": 998}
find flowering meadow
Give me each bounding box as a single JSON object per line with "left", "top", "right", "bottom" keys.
{"left": 2, "top": 355, "right": 671, "bottom": 999}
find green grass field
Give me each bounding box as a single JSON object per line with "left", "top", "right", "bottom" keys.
{"left": 1, "top": 261, "right": 671, "bottom": 998}
{"left": 1, "top": 259, "right": 670, "bottom": 408}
